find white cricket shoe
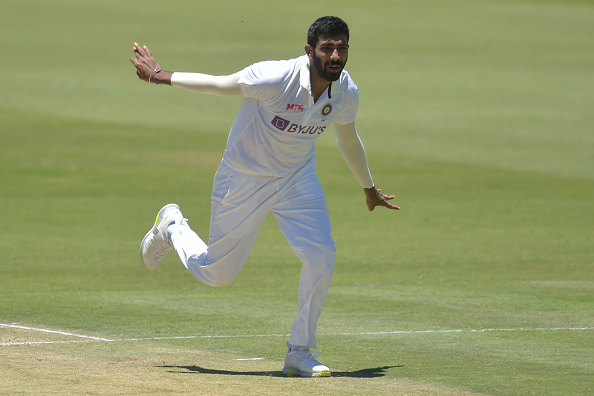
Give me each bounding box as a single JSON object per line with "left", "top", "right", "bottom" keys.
{"left": 282, "top": 344, "right": 331, "bottom": 377}
{"left": 140, "top": 203, "right": 183, "bottom": 269}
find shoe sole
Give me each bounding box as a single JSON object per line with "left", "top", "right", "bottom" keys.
{"left": 140, "top": 227, "right": 158, "bottom": 269}
{"left": 140, "top": 203, "right": 180, "bottom": 270}
{"left": 282, "top": 368, "right": 331, "bottom": 377}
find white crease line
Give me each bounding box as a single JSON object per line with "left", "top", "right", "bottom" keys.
{"left": 0, "top": 323, "right": 114, "bottom": 342}
{"left": 121, "top": 333, "right": 290, "bottom": 343}
{"left": 1, "top": 324, "right": 592, "bottom": 347}
{"left": 333, "top": 327, "right": 594, "bottom": 336}
{"left": 119, "top": 327, "right": 594, "bottom": 342}
{"left": 1, "top": 340, "right": 97, "bottom": 346}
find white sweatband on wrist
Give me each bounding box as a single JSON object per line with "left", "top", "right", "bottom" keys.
{"left": 171, "top": 71, "right": 243, "bottom": 96}
{"left": 334, "top": 122, "right": 374, "bottom": 189}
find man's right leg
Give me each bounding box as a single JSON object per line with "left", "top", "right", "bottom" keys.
{"left": 157, "top": 163, "right": 277, "bottom": 287}
{"left": 167, "top": 212, "right": 266, "bottom": 287}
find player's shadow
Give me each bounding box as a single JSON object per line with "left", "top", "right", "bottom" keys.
{"left": 159, "top": 364, "right": 402, "bottom": 378}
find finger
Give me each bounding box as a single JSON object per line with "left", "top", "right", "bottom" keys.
{"left": 133, "top": 42, "right": 146, "bottom": 58}
{"left": 130, "top": 58, "right": 144, "bottom": 73}
{"left": 377, "top": 194, "right": 400, "bottom": 209}
{"left": 143, "top": 45, "right": 153, "bottom": 58}
{"left": 376, "top": 188, "right": 395, "bottom": 199}
{"left": 383, "top": 201, "right": 401, "bottom": 210}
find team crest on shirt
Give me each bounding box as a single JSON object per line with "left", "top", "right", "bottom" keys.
{"left": 321, "top": 103, "right": 333, "bottom": 117}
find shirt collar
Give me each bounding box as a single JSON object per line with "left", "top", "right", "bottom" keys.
{"left": 300, "top": 55, "right": 312, "bottom": 93}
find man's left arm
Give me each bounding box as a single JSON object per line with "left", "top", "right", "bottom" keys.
{"left": 334, "top": 122, "right": 401, "bottom": 211}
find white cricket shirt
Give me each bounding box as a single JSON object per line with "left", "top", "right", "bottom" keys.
{"left": 223, "top": 55, "right": 359, "bottom": 176}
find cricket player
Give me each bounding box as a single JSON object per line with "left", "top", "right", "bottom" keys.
{"left": 131, "top": 16, "right": 400, "bottom": 377}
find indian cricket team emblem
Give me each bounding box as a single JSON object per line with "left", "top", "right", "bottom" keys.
{"left": 321, "top": 103, "right": 333, "bottom": 117}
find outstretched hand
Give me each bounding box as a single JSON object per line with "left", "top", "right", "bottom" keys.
{"left": 130, "top": 42, "right": 161, "bottom": 83}
{"left": 364, "top": 186, "right": 401, "bottom": 211}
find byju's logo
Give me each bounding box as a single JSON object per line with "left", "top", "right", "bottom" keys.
{"left": 271, "top": 115, "right": 327, "bottom": 135}
{"left": 271, "top": 116, "right": 291, "bottom": 131}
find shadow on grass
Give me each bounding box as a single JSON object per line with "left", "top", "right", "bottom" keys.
{"left": 159, "top": 365, "right": 402, "bottom": 378}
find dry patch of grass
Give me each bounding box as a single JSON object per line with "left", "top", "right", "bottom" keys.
{"left": 0, "top": 334, "right": 486, "bottom": 396}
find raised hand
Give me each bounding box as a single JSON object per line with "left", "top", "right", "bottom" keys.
{"left": 130, "top": 42, "right": 164, "bottom": 84}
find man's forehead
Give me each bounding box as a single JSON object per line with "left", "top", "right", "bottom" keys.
{"left": 317, "top": 35, "right": 349, "bottom": 46}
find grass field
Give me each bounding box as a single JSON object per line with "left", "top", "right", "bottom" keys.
{"left": 1, "top": 0, "right": 593, "bottom": 395}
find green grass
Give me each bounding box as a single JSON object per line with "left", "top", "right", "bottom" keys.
{"left": 1, "top": 0, "right": 593, "bottom": 395}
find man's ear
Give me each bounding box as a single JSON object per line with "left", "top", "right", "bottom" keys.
{"left": 305, "top": 44, "right": 313, "bottom": 58}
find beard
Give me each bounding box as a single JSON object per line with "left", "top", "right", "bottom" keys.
{"left": 312, "top": 51, "right": 346, "bottom": 82}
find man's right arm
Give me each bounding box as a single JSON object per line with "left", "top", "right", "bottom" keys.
{"left": 169, "top": 72, "right": 243, "bottom": 96}
{"left": 130, "top": 42, "right": 243, "bottom": 96}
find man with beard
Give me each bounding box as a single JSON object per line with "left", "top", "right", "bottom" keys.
{"left": 131, "top": 16, "right": 400, "bottom": 377}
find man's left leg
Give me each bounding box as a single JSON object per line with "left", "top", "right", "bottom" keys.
{"left": 273, "top": 160, "right": 336, "bottom": 377}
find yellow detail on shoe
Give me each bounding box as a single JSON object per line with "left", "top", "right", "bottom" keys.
{"left": 154, "top": 212, "right": 161, "bottom": 227}
{"left": 317, "top": 370, "right": 331, "bottom": 377}
{"left": 284, "top": 369, "right": 296, "bottom": 376}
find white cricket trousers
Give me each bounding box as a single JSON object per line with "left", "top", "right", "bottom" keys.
{"left": 168, "top": 156, "right": 335, "bottom": 349}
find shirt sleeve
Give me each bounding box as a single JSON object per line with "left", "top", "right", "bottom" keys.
{"left": 171, "top": 72, "right": 243, "bottom": 96}
{"left": 333, "top": 77, "right": 359, "bottom": 125}
{"left": 334, "top": 122, "right": 374, "bottom": 189}
{"left": 238, "top": 60, "right": 291, "bottom": 101}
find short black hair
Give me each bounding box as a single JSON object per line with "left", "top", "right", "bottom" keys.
{"left": 307, "top": 16, "right": 350, "bottom": 48}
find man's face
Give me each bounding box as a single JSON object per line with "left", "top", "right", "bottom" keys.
{"left": 310, "top": 35, "right": 349, "bottom": 82}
